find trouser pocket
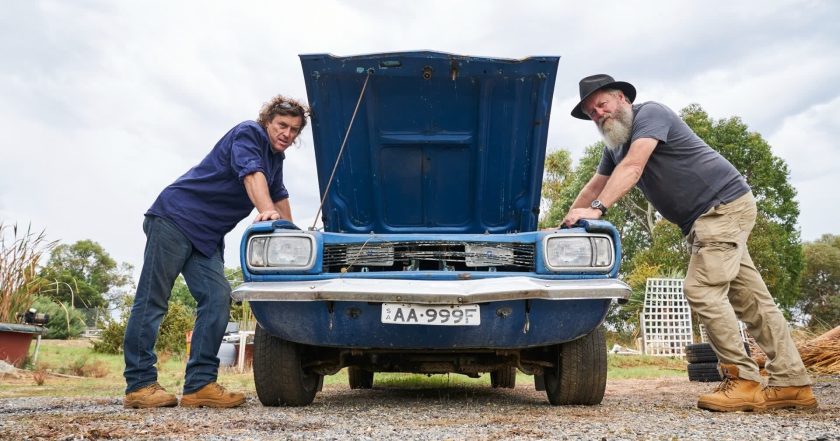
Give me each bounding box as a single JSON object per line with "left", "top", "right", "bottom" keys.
{"left": 687, "top": 204, "right": 743, "bottom": 286}
{"left": 690, "top": 240, "right": 741, "bottom": 286}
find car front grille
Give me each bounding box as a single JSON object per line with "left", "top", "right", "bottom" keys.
{"left": 323, "top": 241, "right": 535, "bottom": 273}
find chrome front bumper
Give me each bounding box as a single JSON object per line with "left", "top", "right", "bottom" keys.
{"left": 232, "top": 276, "right": 630, "bottom": 305}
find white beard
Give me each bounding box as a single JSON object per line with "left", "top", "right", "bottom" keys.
{"left": 598, "top": 104, "right": 633, "bottom": 151}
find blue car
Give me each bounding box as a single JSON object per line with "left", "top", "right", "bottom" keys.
{"left": 232, "top": 51, "right": 630, "bottom": 406}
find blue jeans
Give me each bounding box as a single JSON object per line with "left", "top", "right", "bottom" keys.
{"left": 123, "top": 216, "right": 231, "bottom": 394}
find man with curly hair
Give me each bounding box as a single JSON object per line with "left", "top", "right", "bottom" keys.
{"left": 123, "top": 96, "right": 308, "bottom": 408}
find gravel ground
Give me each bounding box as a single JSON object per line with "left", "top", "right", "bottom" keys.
{"left": 1, "top": 376, "right": 838, "bottom": 440}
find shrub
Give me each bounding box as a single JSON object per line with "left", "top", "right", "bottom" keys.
{"left": 29, "top": 296, "right": 86, "bottom": 339}
{"left": 68, "top": 357, "right": 109, "bottom": 378}
{"left": 156, "top": 302, "right": 195, "bottom": 356}
{"left": 92, "top": 298, "right": 195, "bottom": 356}
{"left": 92, "top": 318, "right": 126, "bottom": 354}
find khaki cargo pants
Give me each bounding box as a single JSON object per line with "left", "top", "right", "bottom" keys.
{"left": 684, "top": 191, "right": 811, "bottom": 386}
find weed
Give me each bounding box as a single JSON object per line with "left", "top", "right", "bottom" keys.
{"left": 33, "top": 369, "right": 47, "bottom": 386}
{"left": 58, "top": 356, "right": 110, "bottom": 378}
{"left": 79, "top": 359, "right": 110, "bottom": 378}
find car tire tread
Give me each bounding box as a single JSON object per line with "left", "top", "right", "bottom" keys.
{"left": 254, "top": 324, "right": 321, "bottom": 406}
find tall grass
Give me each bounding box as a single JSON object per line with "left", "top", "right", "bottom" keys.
{"left": 0, "top": 222, "right": 57, "bottom": 322}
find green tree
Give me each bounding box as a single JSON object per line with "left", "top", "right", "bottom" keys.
{"left": 38, "top": 240, "right": 134, "bottom": 309}
{"left": 799, "top": 235, "right": 840, "bottom": 327}
{"left": 629, "top": 220, "right": 689, "bottom": 276}
{"left": 169, "top": 276, "right": 197, "bottom": 309}
{"left": 540, "top": 149, "right": 573, "bottom": 225}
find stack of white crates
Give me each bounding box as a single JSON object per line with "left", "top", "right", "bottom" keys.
{"left": 641, "top": 278, "right": 693, "bottom": 357}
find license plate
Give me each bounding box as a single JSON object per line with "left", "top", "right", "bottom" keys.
{"left": 381, "top": 303, "right": 480, "bottom": 326}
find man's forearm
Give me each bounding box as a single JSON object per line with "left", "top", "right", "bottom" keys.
{"left": 595, "top": 162, "right": 643, "bottom": 208}
{"left": 571, "top": 184, "right": 601, "bottom": 209}
{"left": 243, "top": 172, "right": 275, "bottom": 213}
{"left": 571, "top": 174, "right": 609, "bottom": 209}
{"left": 274, "top": 198, "right": 292, "bottom": 221}
{"left": 594, "top": 137, "right": 655, "bottom": 208}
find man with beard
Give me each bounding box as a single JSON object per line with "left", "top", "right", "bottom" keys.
{"left": 561, "top": 74, "right": 816, "bottom": 412}
{"left": 123, "top": 96, "right": 308, "bottom": 409}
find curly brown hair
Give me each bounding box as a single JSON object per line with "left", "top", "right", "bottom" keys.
{"left": 257, "top": 95, "right": 310, "bottom": 131}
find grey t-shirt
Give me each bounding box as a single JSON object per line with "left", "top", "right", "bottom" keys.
{"left": 596, "top": 101, "right": 749, "bottom": 235}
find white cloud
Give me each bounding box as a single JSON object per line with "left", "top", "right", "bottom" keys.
{"left": 1, "top": 0, "right": 838, "bottom": 280}
{"left": 769, "top": 95, "right": 840, "bottom": 241}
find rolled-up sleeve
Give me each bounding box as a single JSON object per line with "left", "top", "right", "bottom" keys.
{"left": 231, "top": 124, "right": 266, "bottom": 180}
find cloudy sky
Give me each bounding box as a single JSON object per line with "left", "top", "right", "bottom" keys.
{"left": 2, "top": 0, "right": 838, "bottom": 283}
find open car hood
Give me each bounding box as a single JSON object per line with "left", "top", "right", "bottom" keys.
{"left": 300, "top": 51, "right": 559, "bottom": 234}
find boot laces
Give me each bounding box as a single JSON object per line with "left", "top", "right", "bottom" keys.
{"left": 762, "top": 385, "right": 782, "bottom": 398}
{"left": 714, "top": 377, "right": 736, "bottom": 393}
{"left": 208, "top": 382, "right": 228, "bottom": 395}
{"left": 138, "top": 383, "right": 167, "bottom": 396}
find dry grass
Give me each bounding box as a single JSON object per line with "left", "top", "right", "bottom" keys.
{"left": 32, "top": 369, "right": 47, "bottom": 386}
{"left": 68, "top": 358, "right": 110, "bottom": 378}
{"left": 798, "top": 326, "right": 840, "bottom": 374}
{"left": 750, "top": 325, "right": 840, "bottom": 374}
{"left": 0, "top": 222, "right": 57, "bottom": 322}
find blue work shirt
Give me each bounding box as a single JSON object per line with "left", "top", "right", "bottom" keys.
{"left": 147, "top": 121, "right": 288, "bottom": 258}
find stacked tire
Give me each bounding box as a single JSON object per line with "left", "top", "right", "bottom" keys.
{"left": 685, "top": 342, "right": 751, "bottom": 382}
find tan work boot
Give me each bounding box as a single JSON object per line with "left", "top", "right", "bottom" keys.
{"left": 763, "top": 385, "right": 818, "bottom": 410}
{"left": 124, "top": 383, "right": 178, "bottom": 409}
{"left": 180, "top": 382, "right": 246, "bottom": 408}
{"left": 697, "top": 364, "right": 765, "bottom": 412}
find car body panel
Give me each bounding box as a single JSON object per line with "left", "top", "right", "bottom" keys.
{"left": 299, "top": 51, "right": 558, "bottom": 234}
{"left": 249, "top": 298, "right": 611, "bottom": 349}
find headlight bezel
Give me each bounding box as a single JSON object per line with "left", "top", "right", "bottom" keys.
{"left": 246, "top": 232, "right": 316, "bottom": 272}
{"left": 542, "top": 233, "right": 615, "bottom": 273}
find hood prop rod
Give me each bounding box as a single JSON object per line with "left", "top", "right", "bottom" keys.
{"left": 310, "top": 68, "right": 373, "bottom": 231}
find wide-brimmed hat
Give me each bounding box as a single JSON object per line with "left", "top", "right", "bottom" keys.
{"left": 571, "top": 74, "right": 636, "bottom": 120}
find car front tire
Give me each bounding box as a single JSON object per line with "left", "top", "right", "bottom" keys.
{"left": 543, "top": 326, "right": 607, "bottom": 405}
{"left": 253, "top": 324, "right": 322, "bottom": 406}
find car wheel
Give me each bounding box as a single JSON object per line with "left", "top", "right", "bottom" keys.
{"left": 687, "top": 362, "right": 722, "bottom": 382}
{"left": 490, "top": 367, "right": 517, "bottom": 389}
{"left": 543, "top": 326, "right": 607, "bottom": 405}
{"left": 253, "top": 324, "right": 321, "bottom": 406}
{"left": 348, "top": 367, "right": 374, "bottom": 389}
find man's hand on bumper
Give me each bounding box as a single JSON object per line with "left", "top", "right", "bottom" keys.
{"left": 562, "top": 207, "right": 603, "bottom": 228}
{"left": 254, "top": 210, "right": 281, "bottom": 222}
